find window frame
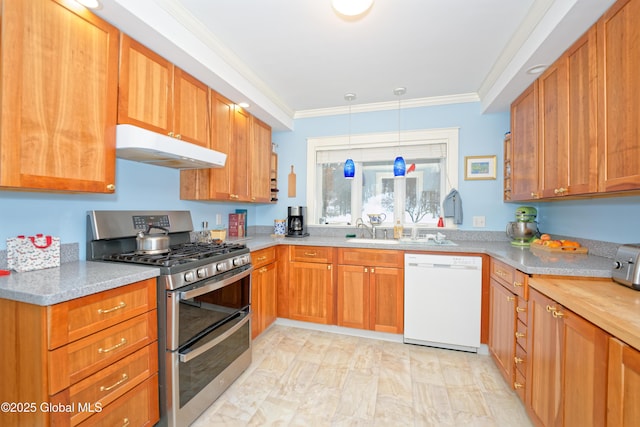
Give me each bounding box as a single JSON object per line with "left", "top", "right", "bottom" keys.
{"left": 306, "top": 128, "right": 459, "bottom": 226}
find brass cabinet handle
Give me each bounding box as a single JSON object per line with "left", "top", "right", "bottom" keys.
{"left": 98, "top": 301, "right": 126, "bottom": 314}
{"left": 100, "top": 373, "right": 129, "bottom": 392}
{"left": 546, "top": 305, "right": 556, "bottom": 313}
{"left": 122, "top": 418, "right": 130, "bottom": 427}
{"left": 371, "top": 268, "right": 375, "bottom": 274}
{"left": 554, "top": 187, "right": 567, "bottom": 195}
{"left": 175, "top": 134, "right": 181, "bottom": 139}
{"left": 98, "top": 338, "right": 127, "bottom": 354}
{"left": 507, "top": 296, "right": 515, "bottom": 302}
{"left": 514, "top": 382, "right": 524, "bottom": 389}
{"left": 515, "top": 332, "right": 525, "bottom": 338}
{"left": 514, "top": 356, "right": 523, "bottom": 364}
{"left": 256, "top": 256, "right": 267, "bottom": 261}
{"left": 327, "top": 264, "right": 331, "bottom": 270}
{"left": 106, "top": 184, "right": 116, "bottom": 191}
{"left": 304, "top": 252, "right": 317, "bottom": 256}
{"left": 516, "top": 307, "right": 526, "bottom": 313}
{"left": 168, "top": 131, "right": 174, "bottom": 137}
{"left": 496, "top": 269, "right": 507, "bottom": 278}
{"left": 258, "top": 267, "right": 268, "bottom": 273}
{"left": 364, "top": 267, "right": 368, "bottom": 273}
{"left": 513, "top": 281, "right": 523, "bottom": 287}
{"left": 530, "top": 192, "right": 540, "bottom": 199}
{"left": 552, "top": 310, "right": 565, "bottom": 318}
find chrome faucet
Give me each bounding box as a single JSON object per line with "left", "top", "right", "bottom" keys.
{"left": 355, "top": 218, "right": 376, "bottom": 239}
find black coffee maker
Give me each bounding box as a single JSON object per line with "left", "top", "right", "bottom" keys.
{"left": 286, "top": 206, "right": 309, "bottom": 237}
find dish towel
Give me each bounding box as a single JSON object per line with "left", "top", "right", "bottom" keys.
{"left": 443, "top": 189, "right": 463, "bottom": 224}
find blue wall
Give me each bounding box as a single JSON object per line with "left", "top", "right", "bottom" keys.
{"left": 2, "top": 101, "right": 638, "bottom": 259}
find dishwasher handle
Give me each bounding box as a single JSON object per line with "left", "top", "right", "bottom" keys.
{"left": 406, "top": 262, "right": 480, "bottom": 270}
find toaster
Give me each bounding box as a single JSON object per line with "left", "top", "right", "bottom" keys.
{"left": 612, "top": 244, "right": 640, "bottom": 290}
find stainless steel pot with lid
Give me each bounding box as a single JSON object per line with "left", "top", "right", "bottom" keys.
{"left": 136, "top": 225, "right": 170, "bottom": 254}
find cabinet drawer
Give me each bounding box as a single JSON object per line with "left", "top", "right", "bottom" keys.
{"left": 76, "top": 374, "right": 159, "bottom": 427}
{"left": 290, "top": 245, "right": 333, "bottom": 263}
{"left": 515, "top": 342, "right": 527, "bottom": 377}
{"left": 338, "top": 248, "right": 403, "bottom": 268}
{"left": 252, "top": 246, "right": 276, "bottom": 269}
{"left": 48, "top": 279, "right": 157, "bottom": 349}
{"left": 49, "top": 311, "right": 157, "bottom": 394}
{"left": 514, "top": 367, "right": 526, "bottom": 402}
{"left": 515, "top": 319, "right": 527, "bottom": 349}
{"left": 517, "top": 299, "right": 528, "bottom": 324}
{"left": 50, "top": 342, "right": 158, "bottom": 426}
{"left": 490, "top": 258, "right": 515, "bottom": 286}
{"left": 512, "top": 270, "right": 528, "bottom": 300}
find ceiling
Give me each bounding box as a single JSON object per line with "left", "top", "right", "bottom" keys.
{"left": 94, "top": 0, "right": 616, "bottom": 130}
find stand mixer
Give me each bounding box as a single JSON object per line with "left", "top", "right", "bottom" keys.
{"left": 506, "top": 206, "right": 539, "bottom": 247}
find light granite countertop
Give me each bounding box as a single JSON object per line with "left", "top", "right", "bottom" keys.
{"left": 0, "top": 232, "right": 614, "bottom": 306}
{"left": 0, "top": 261, "right": 159, "bottom": 306}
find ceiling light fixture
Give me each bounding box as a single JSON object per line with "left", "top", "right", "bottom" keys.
{"left": 331, "top": 0, "right": 374, "bottom": 17}
{"left": 526, "top": 64, "right": 547, "bottom": 75}
{"left": 238, "top": 102, "right": 250, "bottom": 109}
{"left": 393, "top": 87, "right": 406, "bottom": 177}
{"left": 75, "top": 0, "right": 101, "bottom": 9}
{"left": 343, "top": 93, "right": 356, "bottom": 179}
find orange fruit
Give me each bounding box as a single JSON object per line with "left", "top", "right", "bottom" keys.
{"left": 540, "top": 234, "right": 551, "bottom": 241}
{"left": 563, "top": 241, "right": 581, "bottom": 248}
{"left": 548, "top": 241, "right": 562, "bottom": 248}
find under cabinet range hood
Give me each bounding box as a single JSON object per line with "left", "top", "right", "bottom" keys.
{"left": 115, "top": 124, "right": 227, "bottom": 169}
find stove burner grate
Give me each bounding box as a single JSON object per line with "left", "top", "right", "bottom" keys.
{"left": 103, "top": 242, "right": 247, "bottom": 267}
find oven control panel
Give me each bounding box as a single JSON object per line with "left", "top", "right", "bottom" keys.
{"left": 132, "top": 214, "right": 170, "bottom": 230}
{"left": 180, "top": 254, "right": 252, "bottom": 285}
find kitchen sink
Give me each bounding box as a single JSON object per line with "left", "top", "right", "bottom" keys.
{"left": 345, "top": 237, "right": 457, "bottom": 246}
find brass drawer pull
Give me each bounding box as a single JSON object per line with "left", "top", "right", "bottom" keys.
{"left": 98, "top": 301, "right": 126, "bottom": 314}
{"left": 546, "top": 305, "right": 556, "bottom": 313}
{"left": 259, "top": 267, "right": 268, "bottom": 273}
{"left": 122, "top": 418, "right": 130, "bottom": 427}
{"left": 514, "top": 356, "right": 523, "bottom": 364}
{"left": 98, "top": 338, "right": 127, "bottom": 354}
{"left": 515, "top": 332, "right": 525, "bottom": 338}
{"left": 514, "top": 382, "right": 524, "bottom": 389}
{"left": 516, "top": 307, "right": 526, "bottom": 313}
{"left": 100, "top": 373, "right": 129, "bottom": 392}
{"left": 256, "top": 256, "right": 267, "bottom": 261}
{"left": 513, "top": 281, "right": 523, "bottom": 287}
{"left": 552, "top": 310, "right": 565, "bottom": 318}
{"left": 507, "top": 296, "right": 515, "bottom": 302}
{"left": 495, "top": 269, "right": 507, "bottom": 278}
{"left": 304, "top": 252, "right": 317, "bottom": 256}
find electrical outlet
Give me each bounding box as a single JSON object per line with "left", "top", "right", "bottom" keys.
{"left": 473, "top": 216, "right": 486, "bottom": 228}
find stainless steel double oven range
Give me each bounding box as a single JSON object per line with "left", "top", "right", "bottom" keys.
{"left": 87, "top": 210, "right": 252, "bottom": 427}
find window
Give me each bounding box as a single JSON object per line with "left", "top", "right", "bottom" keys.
{"left": 307, "top": 128, "right": 459, "bottom": 226}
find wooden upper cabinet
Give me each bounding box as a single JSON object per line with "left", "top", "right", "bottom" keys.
{"left": 251, "top": 117, "right": 273, "bottom": 203}
{"left": 597, "top": 0, "right": 640, "bottom": 192}
{"left": 232, "top": 106, "right": 251, "bottom": 201}
{"left": 510, "top": 81, "right": 540, "bottom": 200}
{"left": 0, "top": 0, "right": 118, "bottom": 193}
{"left": 118, "top": 34, "right": 209, "bottom": 147}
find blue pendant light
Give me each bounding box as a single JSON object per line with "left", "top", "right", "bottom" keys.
{"left": 344, "top": 93, "right": 356, "bottom": 179}
{"left": 393, "top": 87, "right": 406, "bottom": 177}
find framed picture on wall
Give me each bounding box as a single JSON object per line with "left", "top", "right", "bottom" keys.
{"left": 464, "top": 155, "right": 497, "bottom": 180}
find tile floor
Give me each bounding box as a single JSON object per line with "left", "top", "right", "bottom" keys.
{"left": 192, "top": 324, "right": 533, "bottom": 427}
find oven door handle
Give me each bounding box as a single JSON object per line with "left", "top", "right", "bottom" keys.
{"left": 179, "top": 266, "right": 253, "bottom": 300}
{"left": 178, "top": 312, "right": 251, "bottom": 363}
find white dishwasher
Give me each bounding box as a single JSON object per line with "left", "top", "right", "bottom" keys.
{"left": 404, "top": 253, "right": 482, "bottom": 352}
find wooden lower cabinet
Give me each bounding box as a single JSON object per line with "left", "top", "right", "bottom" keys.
{"left": 608, "top": 337, "right": 640, "bottom": 426}
{"left": 488, "top": 277, "right": 517, "bottom": 387}
{"left": 526, "top": 288, "right": 607, "bottom": 427}
{"left": 0, "top": 279, "right": 159, "bottom": 427}
{"left": 251, "top": 247, "right": 278, "bottom": 339}
{"left": 288, "top": 260, "right": 334, "bottom": 324}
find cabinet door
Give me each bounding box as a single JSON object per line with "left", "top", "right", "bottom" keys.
{"left": 538, "top": 60, "right": 569, "bottom": 198}
{"left": 337, "top": 265, "right": 369, "bottom": 329}
{"left": 598, "top": 0, "right": 640, "bottom": 192}
{"left": 261, "top": 262, "right": 278, "bottom": 333}
{"left": 250, "top": 117, "right": 273, "bottom": 203}
{"left": 369, "top": 267, "right": 403, "bottom": 334}
{"left": 561, "top": 308, "right": 608, "bottom": 427}
{"left": 527, "top": 289, "right": 562, "bottom": 427}
{"left": 608, "top": 337, "right": 640, "bottom": 426}
{"left": 231, "top": 106, "right": 251, "bottom": 201}
{"left": 251, "top": 268, "right": 263, "bottom": 339}
{"left": 510, "top": 81, "right": 540, "bottom": 200}
{"left": 566, "top": 27, "right": 598, "bottom": 196}
{"left": 488, "top": 278, "right": 517, "bottom": 387}
{"left": 173, "top": 68, "right": 210, "bottom": 147}
{"left": 118, "top": 34, "right": 172, "bottom": 135}
{"left": 288, "top": 261, "right": 333, "bottom": 324}
{"left": 208, "top": 91, "right": 234, "bottom": 198}
{"left": 0, "top": 0, "right": 118, "bottom": 193}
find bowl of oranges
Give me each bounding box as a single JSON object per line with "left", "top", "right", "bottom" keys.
{"left": 530, "top": 234, "right": 587, "bottom": 253}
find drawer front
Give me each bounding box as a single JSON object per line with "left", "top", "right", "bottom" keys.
{"left": 252, "top": 246, "right": 276, "bottom": 269}
{"left": 514, "top": 342, "right": 527, "bottom": 377}
{"left": 515, "top": 319, "right": 527, "bottom": 349}
{"left": 338, "top": 248, "right": 403, "bottom": 268}
{"left": 49, "top": 312, "right": 157, "bottom": 394}
{"left": 512, "top": 270, "right": 528, "bottom": 300}
{"left": 516, "top": 299, "right": 528, "bottom": 324}
{"left": 76, "top": 374, "right": 159, "bottom": 427}
{"left": 490, "top": 258, "right": 515, "bottom": 287}
{"left": 50, "top": 342, "right": 158, "bottom": 426}
{"left": 290, "top": 245, "right": 333, "bottom": 263}
{"left": 48, "top": 279, "right": 157, "bottom": 349}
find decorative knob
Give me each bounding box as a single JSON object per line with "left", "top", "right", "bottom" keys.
{"left": 106, "top": 184, "right": 115, "bottom": 191}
